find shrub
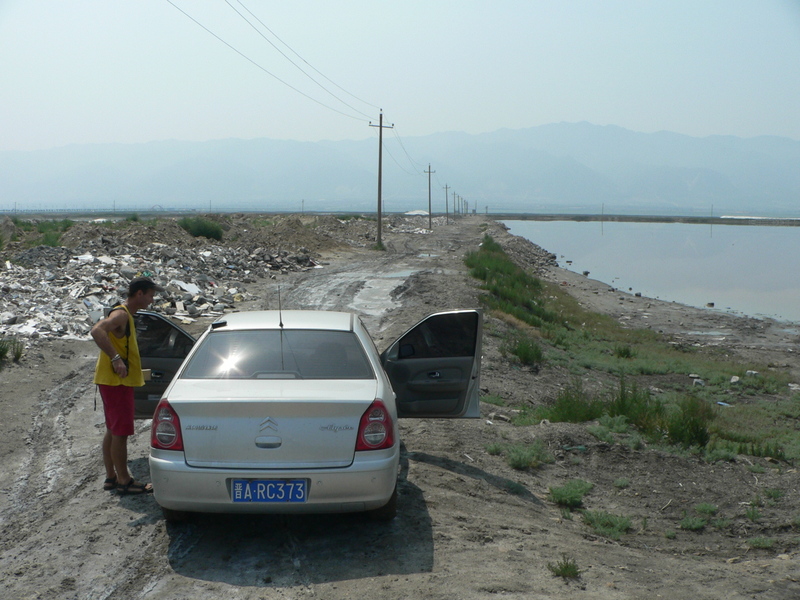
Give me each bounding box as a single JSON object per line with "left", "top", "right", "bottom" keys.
{"left": 486, "top": 443, "right": 504, "bottom": 456}
{"left": 178, "top": 217, "right": 223, "bottom": 240}
{"left": 0, "top": 337, "right": 24, "bottom": 363}
{"left": 581, "top": 510, "right": 632, "bottom": 540}
{"left": 695, "top": 503, "right": 718, "bottom": 516}
{"left": 547, "top": 554, "right": 581, "bottom": 579}
{"left": 680, "top": 516, "right": 707, "bottom": 531}
{"left": 745, "top": 504, "right": 761, "bottom": 522}
{"left": 505, "top": 441, "right": 554, "bottom": 470}
{"left": 587, "top": 425, "right": 614, "bottom": 443}
{"left": 764, "top": 488, "right": 785, "bottom": 502}
{"left": 614, "top": 344, "right": 635, "bottom": 359}
{"left": 667, "top": 395, "right": 714, "bottom": 447}
{"left": 549, "top": 479, "right": 593, "bottom": 508}
{"left": 747, "top": 537, "right": 775, "bottom": 549}
{"left": 509, "top": 335, "right": 543, "bottom": 366}
{"left": 541, "top": 379, "right": 606, "bottom": 423}
{"left": 607, "top": 378, "right": 664, "bottom": 437}
{"left": 40, "top": 231, "right": 61, "bottom": 246}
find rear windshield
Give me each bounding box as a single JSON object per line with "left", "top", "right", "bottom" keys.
{"left": 181, "top": 329, "right": 375, "bottom": 380}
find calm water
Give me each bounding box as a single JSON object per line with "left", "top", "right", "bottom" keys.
{"left": 503, "top": 220, "right": 800, "bottom": 324}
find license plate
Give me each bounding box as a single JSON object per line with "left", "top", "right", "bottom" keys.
{"left": 231, "top": 479, "right": 307, "bottom": 503}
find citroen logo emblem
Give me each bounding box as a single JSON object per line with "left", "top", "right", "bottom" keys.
{"left": 260, "top": 417, "right": 278, "bottom": 432}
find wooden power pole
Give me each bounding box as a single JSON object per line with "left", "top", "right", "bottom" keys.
{"left": 443, "top": 184, "right": 449, "bottom": 224}
{"left": 369, "top": 111, "right": 393, "bottom": 248}
{"left": 425, "top": 164, "right": 435, "bottom": 229}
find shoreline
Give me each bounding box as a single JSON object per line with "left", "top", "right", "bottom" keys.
{"left": 489, "top": 217, "right": 800, "bottom": 379}
{"left": 499, "top": 217, "right": 800, "bottom": 324}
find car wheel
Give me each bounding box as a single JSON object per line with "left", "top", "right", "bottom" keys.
{"left": 161, "top": 506, "right": 190, "bottom": 523}
{"left": 366, "top": 484, "right": 397, "bottom": 521}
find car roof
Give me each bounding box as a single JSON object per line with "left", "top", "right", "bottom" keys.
{"left": 209, "top": 310, "right": 355, "bottom": 332}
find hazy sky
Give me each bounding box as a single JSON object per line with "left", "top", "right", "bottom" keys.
{"left": 2, "top": 1, "right": 799, "bottom": 152}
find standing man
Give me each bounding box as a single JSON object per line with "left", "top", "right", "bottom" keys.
{"left": 91, "top": 277, "right": 163, "bottom": 495}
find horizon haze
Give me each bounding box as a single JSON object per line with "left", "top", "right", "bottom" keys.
{"left": 2, "top": 122, "right": 799, "bottom": 217}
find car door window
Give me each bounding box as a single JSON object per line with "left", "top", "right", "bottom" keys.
{"left": 397, "top": 312, "right": 478, "bottom": 359}
{"left": 135, "top": 313, "right": 194, "bottom": 359}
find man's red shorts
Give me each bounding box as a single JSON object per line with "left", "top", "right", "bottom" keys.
{"left": 99, "top": 384, "right": 135, "bottom": 436}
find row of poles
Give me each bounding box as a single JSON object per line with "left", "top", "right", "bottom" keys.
{"left": 371, "top": 111, "right": 471, "bottom": 247}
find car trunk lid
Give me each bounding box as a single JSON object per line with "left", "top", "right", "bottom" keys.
{"left": 166, "top": 379, "right": 379, "bottom": 469}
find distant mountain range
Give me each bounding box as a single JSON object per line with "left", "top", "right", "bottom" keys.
{"left": 2, "top": 122, "right": 799, "bottom": 216}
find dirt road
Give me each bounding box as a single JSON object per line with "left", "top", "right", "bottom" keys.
{"left": 1, "top": 216, "right": 798, "bottom": 599}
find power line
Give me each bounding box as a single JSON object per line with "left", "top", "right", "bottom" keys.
{"left": 165, "top": 0, "right": 368, "bottom": 123}
{"left": 225, "top": 0, "right": 375, "bottom": 120}
{"left": 390, "top": 127, "right": 426, "bottom": 172}
{"left": 232, "top": 0, "right": 381, "bottom": 112}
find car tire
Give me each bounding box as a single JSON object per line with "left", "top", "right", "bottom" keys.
{"left": 366, "top": 484, "right": 397, "bottom": 521}
{"left": 161, "top": 506, "right": 190, "bottom": 523}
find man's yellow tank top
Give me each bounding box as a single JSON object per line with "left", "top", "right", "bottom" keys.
{"left": 93, "top": 305, "right": 144, "bottom": 387}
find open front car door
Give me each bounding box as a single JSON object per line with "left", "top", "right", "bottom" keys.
{"left": 381, "top": 309, "right": 482, "bottom": 418}
{"left": 134, "top": 311, "right": 196, "bottom": 419}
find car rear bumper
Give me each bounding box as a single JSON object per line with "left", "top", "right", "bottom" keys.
{"left": 149, "top": 446, "right": 399, "bottom": 514}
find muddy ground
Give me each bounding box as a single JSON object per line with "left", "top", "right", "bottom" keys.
{"left": 0, "top": 214, "right": 798, "bottom": 599}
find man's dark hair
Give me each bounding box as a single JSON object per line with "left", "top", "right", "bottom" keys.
{"left": 127, "top": 277, "right": 164, "bottom": 297}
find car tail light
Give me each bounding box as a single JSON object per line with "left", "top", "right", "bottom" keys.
{"left": 151, "top": 399, "right": 184, "bottom": 451}
{"left": 355, "top": 400, "right": 395, "bottom": 451}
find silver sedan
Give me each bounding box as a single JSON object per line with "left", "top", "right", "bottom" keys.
{"left": 149, "top": 309, "right": 482, "bottom": 521}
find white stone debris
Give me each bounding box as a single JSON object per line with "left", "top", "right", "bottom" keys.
{"left": 0, "top": 236, "right": 319, "bottom": 340}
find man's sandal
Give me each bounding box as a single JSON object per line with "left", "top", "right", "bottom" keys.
{"left": 103, "top": 476, "right": 117, "bottom": 491}
{"left": 117, "top": 479, "right": 153, "bottom": 495}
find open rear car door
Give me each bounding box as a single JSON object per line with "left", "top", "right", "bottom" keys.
{"left": 381, "top": 310, "right": 482, "bottom": 418}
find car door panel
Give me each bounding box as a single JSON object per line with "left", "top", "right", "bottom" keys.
{"left": 134, "top": 311, "right": 196, "bottom": 418}
{"left": 381, "top": 310, "right": 482, "bottom": 418}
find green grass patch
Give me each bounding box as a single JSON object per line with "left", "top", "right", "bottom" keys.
{"left": 680, "top": 515, "right": 707, "bottom": 531}
{"left": 549, "top": 479, "right": 593, "bottom": 508}
{"left": 178, "top": 216, "right": 223, "bottom": 240}
{"left": 481, "top": 394, "right": 506, "bottom": 406}
{"left": 695, "top": 503, "right": 718, "bottom": 516}
{"left": 505, "top": 441, "right": 554, "bottom": 470}
{"left": 502, "top": 334, "right": 544, "bottom": 366}
{"left": 515, "top": 379, "right": 605, "bottom": 425}
{"left": 745, "top": 504, "right": 761, "bottom": 523}
{"left": 485, "top": 442, "right": 504, "bottom": 456}
{"left": 465, "top": 235, "right": 557, "bottom": 328}
{"left": 747, "top": 537, "right": 776, "bottom": 550}
{"left": 581, "top": 510, "right": 632, "bottom": 540}
{"left": 547, "top": 554, "right": 581, "bottom": 579}
{"left": 765, "top": 488, "right": 785, "bottom": 502}
{"left": 0, "top": 337, "right": 24, "bottom": 364}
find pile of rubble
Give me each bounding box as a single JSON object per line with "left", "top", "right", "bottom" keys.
{"left": 0, "top": 213, "right": 458, "bottom": 341}
{"left": 1, "top": 226, "right": 323, "bottom": 340}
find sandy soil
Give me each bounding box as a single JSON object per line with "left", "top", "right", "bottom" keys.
{"left": 0, "top": 215, "right": 798, "bottom": 599}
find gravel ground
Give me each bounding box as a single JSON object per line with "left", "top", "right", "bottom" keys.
{"left": 0, "top": 214, "right": 798, "bottom": 600}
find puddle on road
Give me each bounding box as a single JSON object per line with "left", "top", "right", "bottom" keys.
{"left": 349, "top": 268, "right": 418, "bottom": 316}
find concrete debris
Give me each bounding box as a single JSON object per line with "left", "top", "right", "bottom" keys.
{"left": 1, "top": 235, "right": 321, "bottom": 340}
{"left": 0, "top": 213, "right": 476, "bottom": 341}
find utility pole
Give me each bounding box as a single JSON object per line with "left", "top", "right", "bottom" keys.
{"left": 443, "top": 184, "right": 449, "bottom": 224}
{"left": 369, "top": 110, "right": 393, "bottom": 248}
{"left": 453, "top": 191, "right": 457, "bottom": 217}
{"left": 425, "top": 164, "right": 435, "bottom": 229}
